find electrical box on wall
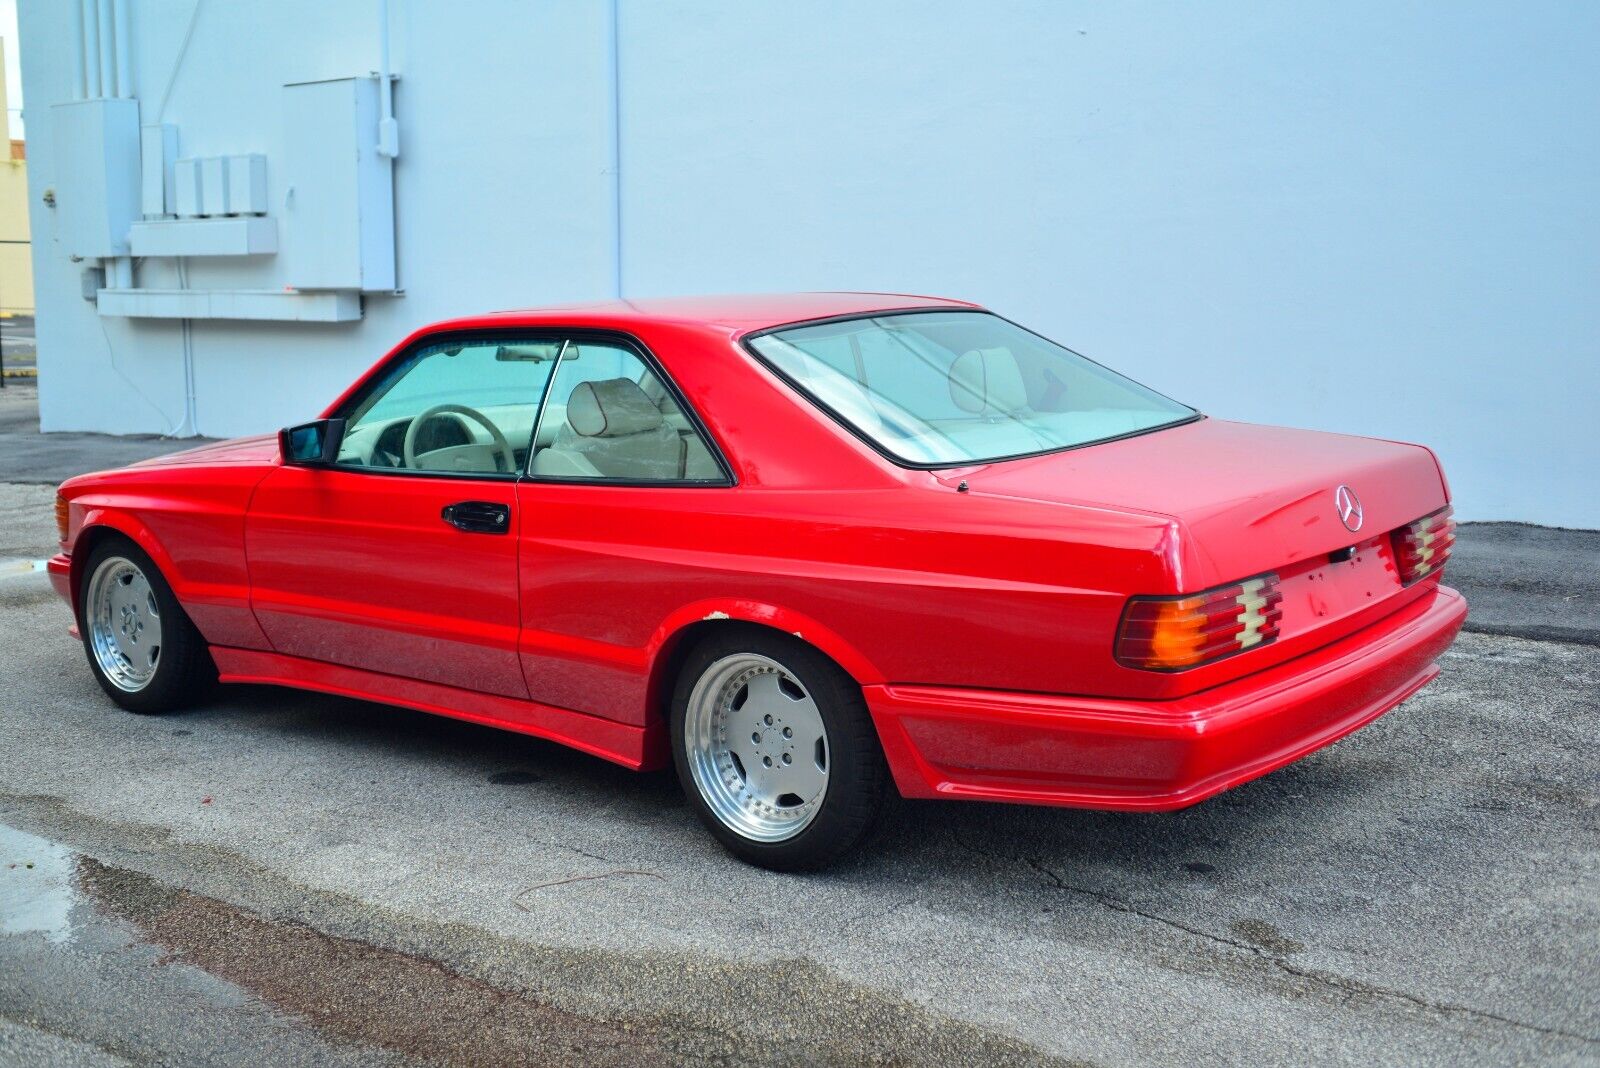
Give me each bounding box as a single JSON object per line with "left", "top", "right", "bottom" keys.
{"left": 51, "top": 98, "right": 141, "bottom": 258}
{"left": 174, "top": 157, "right": 204, "bottom": 217}
{"left": 282, "top": 76, "right": 397, "bottom": 292}
{"left": 141, "top": 124, "right": 178, "bottom": 217}
{"left": 173, "top": 153, "right": 269, "bottom": 218}
{"left": 226, "top": 155, "right": 269, "bottom": 214}
{"left": 200, "top": 157, "right": 228, "bottom": 216}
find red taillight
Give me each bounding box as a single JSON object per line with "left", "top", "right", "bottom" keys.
{"left": 1116, "top": 573, "right": 1284, "bottom": 671}
{"left": 1392, "top": 506, "right": 1455, "bottom": 585}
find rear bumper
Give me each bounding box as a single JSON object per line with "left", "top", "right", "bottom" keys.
{"left": 865, "top": 584, "right": 1467, "bottom": 811}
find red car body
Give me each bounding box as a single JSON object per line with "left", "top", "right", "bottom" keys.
{"left": 49, "top": 293, "right": 1467, "bottom": 811}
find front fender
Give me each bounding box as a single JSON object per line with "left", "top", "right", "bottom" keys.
{"left": 63, "top": 489, "right": 271, "bottom": 651}
{"left": 67, "top": 508, "right": 186, "bottom": 613}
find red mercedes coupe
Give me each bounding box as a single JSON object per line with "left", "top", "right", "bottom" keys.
{"left": 50, "top": 293, "right": 1466, "bottom": 869}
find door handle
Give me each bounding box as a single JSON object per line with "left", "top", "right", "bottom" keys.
{"left": 441, "top": 501, "right": 511, "bottom": 534}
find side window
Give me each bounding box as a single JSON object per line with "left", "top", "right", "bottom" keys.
{"left": 531, "top": 341, "right": 724, "bottom": 482}
{"left": 336, "top": 338, "right": 561, "bottom": 475}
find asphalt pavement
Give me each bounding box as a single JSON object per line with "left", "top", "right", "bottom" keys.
{"left": 0, "top": 315, "right": 35, "bottom": 374}
{"left": 0, "top": 383, "right": 215, "bottom": 484}
{"left": 0, "top": 428, "right": 1596, "bottom": 1063}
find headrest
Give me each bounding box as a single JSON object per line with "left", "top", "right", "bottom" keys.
{"left": 948, "top": 348, "right": 1028, "bottom": 414}
{"left": 566, "top": 378, "right": 666, "bottom": 437}
{"left": 637, "top": 373, "right": 675, "bottom": 414}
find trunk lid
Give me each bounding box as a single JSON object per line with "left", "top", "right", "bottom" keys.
{"left": 951, "top": 417, "right": 1450, "bottom": 675}
{"left": 953, "top": 418, "right": 1446, "bottom": 586}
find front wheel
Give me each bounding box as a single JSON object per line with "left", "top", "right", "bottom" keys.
{"left": 670, "top": 629, "right": 888, "bottom": 870}
{"left": 78, "top": 537, "right": 214, "bottom": 714}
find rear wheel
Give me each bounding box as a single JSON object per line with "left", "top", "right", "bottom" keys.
{"left": 78, "top": 537, "right": 214, "bottom": 714}
{"left": 671, "top": 629, "right": 888, "bottom": 870}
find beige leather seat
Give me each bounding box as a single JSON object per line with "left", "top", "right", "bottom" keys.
{"left": 533, "top": 378, "right": 685, "bottom": 478}
{"left": 638, "top": 372, "right": 722, "bottom": 479}
{"left": 639, "top": 374, "right": 688, "bottom": 428}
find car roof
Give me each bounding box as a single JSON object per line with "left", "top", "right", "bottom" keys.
{"left": 434, "top": 292, "right": 983, "bottom": 335}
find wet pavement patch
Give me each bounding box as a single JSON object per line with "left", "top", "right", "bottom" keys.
{"left": 75, "top": 856, "right": 684, "bottom": 1067}
{"left": 1, "top": 824, "right": 75, "bottom": 943}
{"left": 2, "top": 813, "right": 1061, "bottom": 1067}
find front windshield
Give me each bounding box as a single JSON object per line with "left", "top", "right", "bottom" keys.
{"left": 747, "top": 311, "right": 1196, "bottom": 466}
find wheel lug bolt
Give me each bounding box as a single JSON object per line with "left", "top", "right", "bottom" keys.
{"left": 751, "top": 731, "right": 761, "bottom": 743}
{"left": 782, "top": 754, "right": 792, "bottom": 765}
{"left": 763, "top": 756, "right": 773, "bottom": 767}
{"left": 782, "top": 727, "right": 792, "bottom": 738}
{"left": 764, "top": 715, "right": 773, "bottom": 726}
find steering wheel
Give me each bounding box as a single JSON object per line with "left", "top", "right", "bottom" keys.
{"left": 402, "top": 404, "right": 517, "bottom": 473}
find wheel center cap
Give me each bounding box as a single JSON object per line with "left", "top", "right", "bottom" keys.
{"left": 751, "top": 712, "right": 796, "bottom": 772}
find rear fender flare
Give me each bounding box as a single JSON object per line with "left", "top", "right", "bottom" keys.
{"left": 646, "top": 599, "right": 885, "bottom": 688}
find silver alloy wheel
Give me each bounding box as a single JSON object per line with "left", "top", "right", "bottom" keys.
{"left": 684, "top": 653, "right": 829, "bottom": 842}
{"left": 86, "top": 556, "right": 163, "bottom": 692}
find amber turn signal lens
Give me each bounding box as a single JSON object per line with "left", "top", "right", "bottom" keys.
{"left": 1392, "top": 506, "right": 1455, "bottom": 585}
{"left": 1116, "top": 573, "right": 1284, "bottom": 671}
{"left": 55, "top": 494, "right": 70, "bottom": 546}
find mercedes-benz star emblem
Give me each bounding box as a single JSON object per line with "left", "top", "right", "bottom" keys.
{"left": 1334, "top": 484, "right": 1363, "bottom": 532}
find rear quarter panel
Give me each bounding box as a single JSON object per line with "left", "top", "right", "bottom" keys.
{"left": 517, "top": 479, "right": 1177, "bottom": 725}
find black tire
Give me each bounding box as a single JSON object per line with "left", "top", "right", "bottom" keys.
{"left": 77, "top": 535, "right": 215, "bottom": 714}
{"left": 670, "top": 627, "right": 889, "bottom": 870}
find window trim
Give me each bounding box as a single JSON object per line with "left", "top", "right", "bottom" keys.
{"left": 740, "top": 308, "right": 1204, "bottom": 471}
{"left": 329, "top": 327, "right": 737, "bottom": 488}
{"left": 327, "top": 327, "right": 567, "bottom": 483}
{"left": 521, "top": 328, "right": 737, "bottom": 488}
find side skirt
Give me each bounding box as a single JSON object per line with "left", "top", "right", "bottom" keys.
{"left": 210, "top": 646, "right": 655, "bottom": 770}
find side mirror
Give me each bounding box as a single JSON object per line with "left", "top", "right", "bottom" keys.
{"left": 278, "top": 418, "right": 347, "bottom": 466}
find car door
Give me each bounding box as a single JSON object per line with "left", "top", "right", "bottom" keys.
{"left": 245, "top": 332, "right": 562, "bottom": 699}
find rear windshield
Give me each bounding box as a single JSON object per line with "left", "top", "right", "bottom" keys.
{"left": 746, "top": 311, "right": 1197, "bottom": 466}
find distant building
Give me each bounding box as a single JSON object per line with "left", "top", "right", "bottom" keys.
{"left": 0, "top": 39, "right": 34, "bottom": 317}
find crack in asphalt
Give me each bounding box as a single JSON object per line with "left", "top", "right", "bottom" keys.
{"left": 946, "top": 825, "right": 1598, "bottom": 1048}
{"left": 514, "top": 870, "right": 664, "bottom": 904}
{"left": 945, "top": 828, "right": 1594, "bottom": 1046}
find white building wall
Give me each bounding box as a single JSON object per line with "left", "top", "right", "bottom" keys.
{"left": 18, "top": 1, "right": 1600, "bottom": 527}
